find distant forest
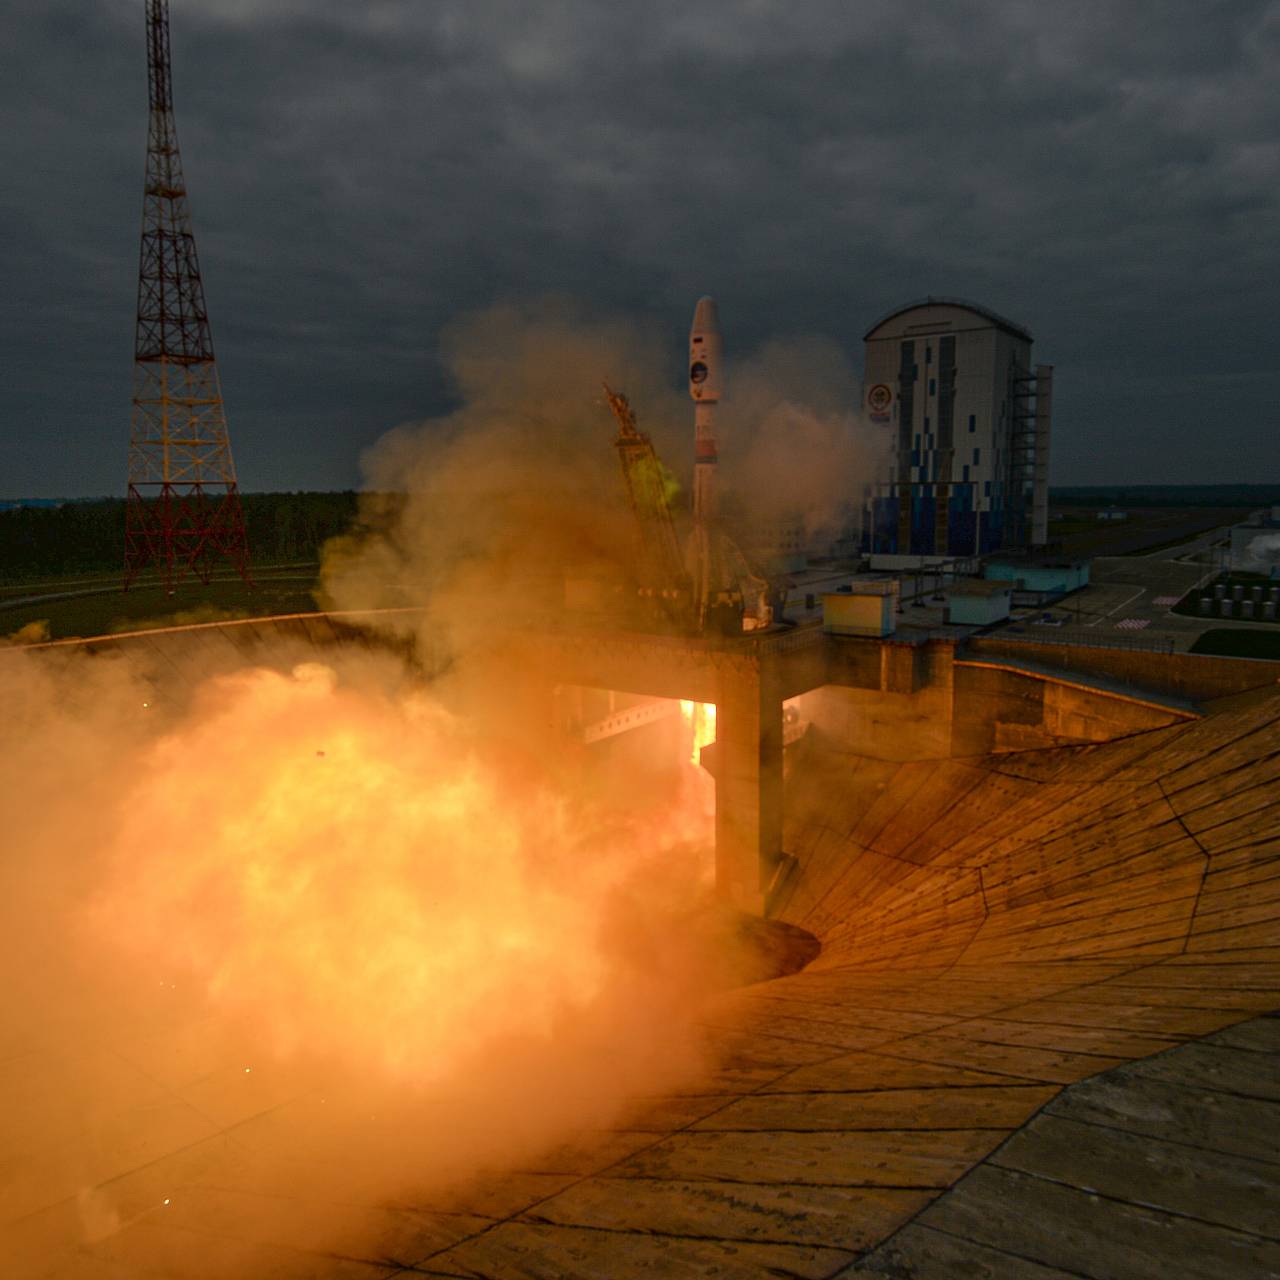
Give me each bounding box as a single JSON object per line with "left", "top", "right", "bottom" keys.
{"left": 3, "top": 484, "right": 1277, "bottom": 582}
{"left": 1050, "top": 484, "right": 1280, "bottom": 508}
{"left": 0, "top": 492, "right": 360, "bottom": 580}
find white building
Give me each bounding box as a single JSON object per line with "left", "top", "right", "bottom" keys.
{"left": 862, "top": 298, "right": 1053, "bottom": 557}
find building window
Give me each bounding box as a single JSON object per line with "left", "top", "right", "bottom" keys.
{"left": 924, "top": 416, "right": 930, "bottom": 431}
{"left": 985, "top": 481, "right": 991, "bottom": 496}
{"left": 963, "top": 465, "right": 970, "bottom": 481}
{"left": 973, "top": 447, "right": 980, "bottom": 464}
{"left": 929, "top": 378, "right": 936, "bottom": 395}
{"left": 968, "top": 414, "right": 976, "bottom": 432}
{"left": 926, "top": 347, "right": 932, "bottom": 364}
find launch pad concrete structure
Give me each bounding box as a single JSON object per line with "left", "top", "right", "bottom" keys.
{"left": 8, "top": 609, "right": 1280, "bottom": 1277}
{"left": 508, "top": 619, "right": 1248, "bottom": 912}
{"left": 43, "top": 610, "right": 1270, "bottom": 917}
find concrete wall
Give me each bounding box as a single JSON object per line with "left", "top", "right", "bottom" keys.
{"left": 794, "top": 680, "right": 955, "bottom": 761}
{"left": 967, "top": 637, "right": 1280, "bottom": 702}
{"left": 800, "top": 640, "right": 1189, "bottom": 761}
{"left": 950, "top": 662, "right": 1188, "bottom": 756}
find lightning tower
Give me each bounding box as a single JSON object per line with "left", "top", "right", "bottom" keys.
{"left": 125, "top": 0, "right": 250, "bottom": 590}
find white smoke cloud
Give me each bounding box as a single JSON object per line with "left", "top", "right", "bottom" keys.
{"left": 1241, "top": 531, "right": 1280, "bottom": 572}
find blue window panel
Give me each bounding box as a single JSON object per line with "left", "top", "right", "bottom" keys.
{"left": 926, "top": 347, "right": 932, "bottom": 364}
{"left": 929, "top": 378, "right": 936, "bottom": 395}
{"left": 968, "top": 414, "right": 976, "bottom": 432}
{"left": 924, "top": 416, "right": 931, "bottom": 431}
{"left": 985, "top": 480, "right": 991, "bottom": 496}
{"left": 911, "top": 494, "right": 935, "bottom": 554}
{"left": 973, "top": 447, "right": 980, "bottom": 464}
{"left": 950, "top": 508, "right": 976, "bottom": 553}
{"left": 962, "top": 465, "right": 969, "bottom": 481}
{"left": 914, "top": 434, "right": 921, "bottom": 449}
{"left": 911, "top": 449, "right": 920, "bottom": 465}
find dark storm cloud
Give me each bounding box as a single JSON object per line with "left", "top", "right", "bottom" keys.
{"left": 1, "top": 0, "right": 1277, "bottom": 495}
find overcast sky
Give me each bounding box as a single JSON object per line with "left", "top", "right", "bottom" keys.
{"left": 2, "top": 0, "right": 1277, "bottom": 496}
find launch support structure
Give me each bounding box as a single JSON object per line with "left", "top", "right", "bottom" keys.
{"left": 125, "top": 0, "right": 251, "bottom": 592}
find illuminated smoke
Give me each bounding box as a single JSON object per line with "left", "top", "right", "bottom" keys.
{"left": 0, "top": 300, "right": 871, "bottom": 1269}
{"left": 0, "top": 645, "right": 727, "bottom": 1266}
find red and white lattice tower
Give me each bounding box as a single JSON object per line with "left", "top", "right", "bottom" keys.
{"left": 125, "top": 0, "right": 251, "bottom": 590}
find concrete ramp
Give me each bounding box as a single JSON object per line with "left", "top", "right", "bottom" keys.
{"left": 777, "top": 682, "right": 1276, "bottom": 968}
{"left": 851, "top": 1014, "right": 1280, "bottom": 1277}
{"left": 389, "top": 684, "right": 1280, "bottom": 1276}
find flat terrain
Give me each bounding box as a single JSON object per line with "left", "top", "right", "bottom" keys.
{"left": 1046, "top": 505, "right": 1252, "bottom": 559}
{"left": 0, "top": 564, "right": 322, "bottom": 642}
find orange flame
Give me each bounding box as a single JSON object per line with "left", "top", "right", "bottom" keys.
{"left": 679, "top": 700, "right": 716, "bottom": 767}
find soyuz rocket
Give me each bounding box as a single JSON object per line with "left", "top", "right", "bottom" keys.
{"left": 689, "top": 295, "right": 722, "bottom": 526}
{"left": 687, "top": 296, "right": 723, "bottom": 622}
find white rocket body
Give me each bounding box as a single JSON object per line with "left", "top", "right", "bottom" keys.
{"left": 687, "top": 296, "right": 725, "bottom": 624}
{"left": 688, "top": 295, "right": 722, "bottom": 528}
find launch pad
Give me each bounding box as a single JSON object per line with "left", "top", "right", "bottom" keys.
{"left": 3, "top": 612, "right": 1279, "bottom": 1277}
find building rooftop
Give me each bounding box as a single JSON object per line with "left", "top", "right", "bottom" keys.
{"left": 864, "top": 296, "right": 1034, "bottom": 343}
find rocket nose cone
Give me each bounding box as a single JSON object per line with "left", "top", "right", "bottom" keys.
{"left": 691, "top": 296, "right": 720, "bottom": 332}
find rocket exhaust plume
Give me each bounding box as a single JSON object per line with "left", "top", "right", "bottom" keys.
{"left": 0, "top": 645, "right": 748, "bottom": 1273}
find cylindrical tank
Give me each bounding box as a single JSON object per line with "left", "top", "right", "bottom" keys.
{"left": 1270, "top": 586, "right": 1280, "bottom": 604}
{"left": 1221, "top": 600, "right": 1234, "bottom": 617}
{"left": 1233, "top": 584, "right": 1244, "bottom": 601}
{"left": 1198, "top": 596, "right": 1212, "bottom": 616}
{"left": 1253, "top": 585, "right": 1264, "bottom": 602}
{"left": 1264, "top": 601, "right": 1277, "bottom": 621}
{"left": 1242, "top": 600, "right": 1255, "bottom": 620}
{"left": 1214, "top": 582, "right": 1225, "bottom": 599}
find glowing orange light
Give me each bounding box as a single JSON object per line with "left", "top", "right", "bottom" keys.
{"left": 91, "top": 663, "right": 718, "bottom": 1086}
{"left": 679, "top": 700, "right": 716, "bottom": 766}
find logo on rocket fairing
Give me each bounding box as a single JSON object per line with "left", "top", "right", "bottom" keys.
{"left": 867, "top": 384, "right": 892, "bottom": 413}
{"left": 690, "top": 362, "right": 709, "bottom": 385}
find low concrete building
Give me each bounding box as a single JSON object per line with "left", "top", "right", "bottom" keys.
{"left": 984, "top": 559, "right": 1088, "bottom": 595}
{"left": 823, "top": 583, "right": 898, "bottom": 637}
{"left": 946, "top": 579, "right": 1013, "bottom": 626}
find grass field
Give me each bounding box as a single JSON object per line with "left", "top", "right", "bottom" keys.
{"left": 1047, "top": 505, "right": 1247, "bottom": 559}
{"left": 1190, "top": 629, "right": 1280, "bottom": 660}
{"left": 0, "top": 564, "right": 322, "bottom": 642}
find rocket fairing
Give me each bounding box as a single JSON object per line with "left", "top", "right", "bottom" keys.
{"left": 689, "top": 296, "right": 723, "bottom": 405}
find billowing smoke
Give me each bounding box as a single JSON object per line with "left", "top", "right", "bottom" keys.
{"left": 723, "top": 335, "right": 884, "bottom": 544}
{"left": 318, "top": 299, "right": 888, "bottom": 654}
{"left": 0, "top": 641, "right": 727, "bottom": 1273}
{"left": 1241, "top": 531, "right": 1280, "bottom": 573}
{"left": 0, "top": 299, "right": 864, "bottom": 1274}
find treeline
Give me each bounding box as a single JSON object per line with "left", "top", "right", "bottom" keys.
{"left": 1051, "top": 484, "right": 1280, "bottom": 508}
{"left": 0, "top": 491, "right": 362, "bottom": 581}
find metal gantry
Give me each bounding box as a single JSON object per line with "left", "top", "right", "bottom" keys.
{"left": 602, "top": 382, "right": 693, "bottom": 627}
{"left": 125, "top": 0, "right": 251, "bottom": 591}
